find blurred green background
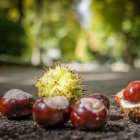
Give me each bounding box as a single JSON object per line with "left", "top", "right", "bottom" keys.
{"left": 0, "top": 0, "right": 140, "bottom": 67}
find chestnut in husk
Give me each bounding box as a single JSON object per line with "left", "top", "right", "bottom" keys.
{"left": 115, "top": 81, "right": 140, "bottom": 123}
{"left": 70, "top": 97, "right": 109, "bottom": 130}
{"left": 33, "top": 96, "right": 71, "bottom": 128}
{"left": 0, "top": 89, "right": 35, "bottom": 118}
{"left": 123, "top": 81, "right": 140, "bottom": 103}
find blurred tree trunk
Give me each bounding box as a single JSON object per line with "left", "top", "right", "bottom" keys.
{"left": 31, "top": 0, "right": 43, "bottom": 65}
{"left": 124, "top": 35, "right": 135, "bottom": 68}
{"left": 17, "top": 0, "right": 24, "bottom": 24}
{"left": 125, "top": 46, "right": 134, "bottom": 67}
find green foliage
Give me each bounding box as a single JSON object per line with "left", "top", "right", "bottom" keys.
{"left": 23, "top": 0, "right": 83, "bottom": 62}
{"left": 2, "top": 0, "right": 140, "bottom": 64}
{"left": 0, "top": 19, "right": 26, "bottom": 56}
{"left": 91, "top": 0, "right": 140, "bottom": 64}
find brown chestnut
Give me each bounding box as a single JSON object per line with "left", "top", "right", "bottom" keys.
{"left": 0, "top": 89, "right": 35, "bottom": 118}
{"left": 89, "top": 93, "right": 110, "bottom": 109}
{"left": 33, "top": 96, "right": 71, "bottom": 128}
{"left": 70, "top": 97, "right": 109, "bottom": 130}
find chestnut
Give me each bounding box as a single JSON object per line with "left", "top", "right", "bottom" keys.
{"left": 33, "top": 96, "right": 71, "bottom": 128}
{"left": 70, "top": 97, "right": 109, "bottom": 130}
{"left": 0, "top": 89, "right": 35, "bottom": 118}
{"left": 115, "top": 83, "right": 140, "bottom": 124}
{"left": 123, "top": 81, "right": 140, "bottom": 103}
{"left": 88, "top": 93, "right": 110, "bottom": 109}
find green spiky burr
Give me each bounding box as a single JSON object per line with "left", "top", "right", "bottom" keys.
{"left": 36, "top": 65, "right": 82, "bottom": 103}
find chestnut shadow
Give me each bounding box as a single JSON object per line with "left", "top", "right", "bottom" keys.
{"left": 39, "top": 121, "right": 125, "bottom": 132}
{"left": 41, "top": 122, "right": 74, "bottom": 130}
{"left": 8, "top": 116, "right": 33, "bottom": 121}
{"left": 72, "top": 121, "right": 125, "bottom": 133}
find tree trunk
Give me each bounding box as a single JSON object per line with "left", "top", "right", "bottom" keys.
{"left": 17, "top": 0, "right": 24, "bottom": 24}
{"left": 124, "top": 36, "right": 135, "bottom": 68}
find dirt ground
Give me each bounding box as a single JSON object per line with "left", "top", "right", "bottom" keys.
{"left": 0, "top": 65, "right": 140, "bottom": 140}
{"left": 0, "top": 105, "right": 139, "bottom": 140}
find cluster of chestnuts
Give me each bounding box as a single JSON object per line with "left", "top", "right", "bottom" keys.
{"left": 0, "top": 89, "right": 110, "bottom": 130}
{"left": 1, "top": 65, "right": 140, "bottom": 131}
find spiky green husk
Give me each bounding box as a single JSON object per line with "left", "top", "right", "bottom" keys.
{"left": 36, "top": 66, "right": 82, "bottom": 103}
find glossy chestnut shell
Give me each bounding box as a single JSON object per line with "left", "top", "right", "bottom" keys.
{"left": 123, "top": 81, "right": 140, "bottom": 103}
{"left": 33, "top": 96, "right": 71, "bottom": 128}
{"left": 70, "top": 97, "right": 109, "bottom": 130}
{"left": 0, "top": 89, "right": 35, "bottom": 118}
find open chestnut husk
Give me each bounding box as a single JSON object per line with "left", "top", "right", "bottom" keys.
{"left": 70, "top": 97, "right": 109, "bottom": 130}
{"left": 0, "top": 89, "right": 35, "bottom": 119}
{"left": 88, "top": 93, "right": 110, "bottom": 109}
{"left": 33, "top": 96, "right": 71, "bottom": 128}
{"left": 115, "top": 87, "right": 140, "bottom": 124}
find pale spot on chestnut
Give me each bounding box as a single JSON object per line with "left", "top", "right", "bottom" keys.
{"left": 121, "top": 99, "right": 140, "bottom": 109}
{"left": 88, "top": 93, "right": 110, "bottom": 109}
{"left": 43, "top": 96, "right": 69, "bottom": 109}
{"left": 3, "top": 89, "right": 33, "bottom": 100}
{"left": 81, "top": 98, "right": 105, "bottom": 113}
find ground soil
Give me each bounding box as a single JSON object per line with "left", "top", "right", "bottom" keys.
{"left": 0, "top": 105, "right": 139, "bottom": 140}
